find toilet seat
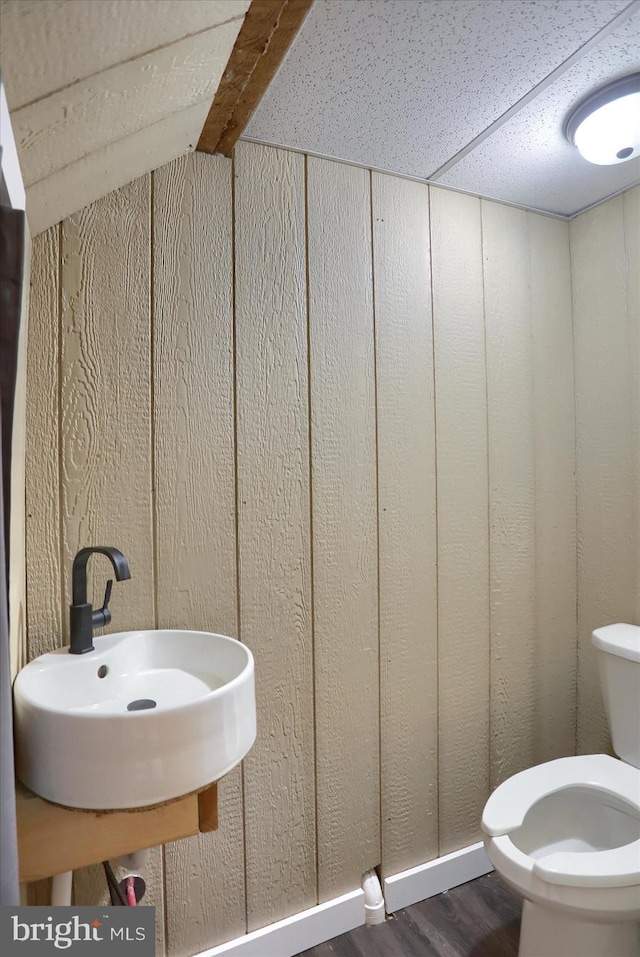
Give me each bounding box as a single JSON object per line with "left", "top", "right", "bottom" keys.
{"left": 482, "top": 754, "right": 640, "bottom": 889}
{"left": 483, "top": 754, "right": 640, "bottom": 836}
{"left": 534, "top": 843, "right": 640, "bottom": 888}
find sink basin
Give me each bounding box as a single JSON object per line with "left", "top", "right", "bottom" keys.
{"left": 13, "top": 630, "right": 256, "bottom": 810}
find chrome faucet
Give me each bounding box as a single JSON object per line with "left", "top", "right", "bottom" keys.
{"left": 69, "top": 546, "right": 131, "bottom": 655}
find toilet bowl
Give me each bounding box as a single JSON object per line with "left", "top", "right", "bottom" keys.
{"left": 482, "top": 624, "right": 640, "bottom": 957}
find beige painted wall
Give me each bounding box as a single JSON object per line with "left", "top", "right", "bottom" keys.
{"left": 571, "top": 184, "right": 640, "bottom": 755}
{"left": 25, "top": 143, "right": 578, "bottom": 955}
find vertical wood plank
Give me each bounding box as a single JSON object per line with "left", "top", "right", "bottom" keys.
{"left": 430, "top": 187, "right": 490, "bottom": 853}
{"left": 373, "top": 173, "right": 438, "bottom": 874}
{"left": 24, "top": 227, "right": 60, "bottom": 906}
{"left": 623, "top": 187, "right": 640, "bottom": 626}
{"left": 59, "top": 179, "right": 155, "bottom": 628}
{"left": 25, "top": 227, "right": 62, "bottom": 661}
{"left": 528, "top": 214, "right": 577, "bottom": 762}
{"left": 58, "top": 177, "right": 162, "bottom": 950}
{"left": 572, "top": 195, "right": 637, "bottom": 753}
{"left": 153, "top": 153, "right": 246, "bottom": 954}
{"left": 234, "top": 141, "right": 316, "bottom": 929}
{"left": 307, "top": 157, "right": 380, "bottom": 901}
{"left": 482, "top": 200, "right": 536, "bottom": 789}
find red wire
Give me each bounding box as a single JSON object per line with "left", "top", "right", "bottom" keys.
{"left": 125, "top": 876, "right": 137, "bottom": 906}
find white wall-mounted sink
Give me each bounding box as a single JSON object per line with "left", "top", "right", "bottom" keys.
{"left": 13, "top": 630, "right": 256, "bottom": 810}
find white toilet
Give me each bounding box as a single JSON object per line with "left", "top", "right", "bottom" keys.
{"left": 482, "top": 623, "right": 640, "bottom": 957}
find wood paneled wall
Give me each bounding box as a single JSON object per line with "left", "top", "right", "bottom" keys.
{"left": 571, "top": 184, "right": 640, "bottom": 755}
{"left": 25, "top": 144, "right": 577, "bottom": 956}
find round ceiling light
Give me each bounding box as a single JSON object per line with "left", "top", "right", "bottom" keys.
{"left": 565, "top": 73, "right": 640, "bottom": 166}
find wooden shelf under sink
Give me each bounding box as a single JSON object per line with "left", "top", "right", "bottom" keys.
{"left": 16, "top": 780, "right": 218, "bottom": 883}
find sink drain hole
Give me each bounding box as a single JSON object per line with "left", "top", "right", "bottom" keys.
{"left": 97, "top": 665, "right": 108, "bottom": 679}
{"left": 127, "top": 699, "right": 157, "bottom": 711}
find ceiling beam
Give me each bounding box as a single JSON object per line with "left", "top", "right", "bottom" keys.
{"left": 197, "top": 0, "right": 313, "bottom": 157}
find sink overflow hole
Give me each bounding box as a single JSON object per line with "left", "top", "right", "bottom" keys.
{"left": 97, "top": 665, "right": 108, "bottom": 679}
{"left": 127, "top": 699, "right": 157, "bottom": 711}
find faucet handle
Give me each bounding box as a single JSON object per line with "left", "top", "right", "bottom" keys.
{"left": 102, "top": 578, "right": 113, "bottom": 613}
{"left": 92, "top": 579, "right": 113, "bottom": 630}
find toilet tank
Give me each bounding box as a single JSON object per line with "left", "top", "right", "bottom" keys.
{"left": 592, "top": 623, "right": 640, "bottom": 769}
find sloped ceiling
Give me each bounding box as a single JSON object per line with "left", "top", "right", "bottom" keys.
{"left": 1, "top": 0, "right": 251, "bottom": 234}
{"left": 3, "top": 0, "right": 639, "bottom": 227}
{"left": 245, "top": 0, "right": 640, "bottom": 216}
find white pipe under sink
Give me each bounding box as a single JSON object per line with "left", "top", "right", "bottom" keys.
{"left": 51, "top": 871, "right": 72, "bottom": 906}
{"left": 362, "top": 869, "right": 385, "bottom": 925}
{"left": 115, "top": 848, "right": 150, "bottom": 872}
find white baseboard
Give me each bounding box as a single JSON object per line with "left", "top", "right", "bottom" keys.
{"left": 198, "top": 842, "right": 492, "bottom": 957}
{"left": 199, "top": 888, "right": 365, "bottom": 957}
{"left": 383, "top": 841, "right": 493, "bottom": 912}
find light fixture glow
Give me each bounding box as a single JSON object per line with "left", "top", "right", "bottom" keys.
{"left": 565, "top": 74, "right": 640, "bottom": 166}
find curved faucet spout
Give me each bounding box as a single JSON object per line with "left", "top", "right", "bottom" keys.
{"left": 69, "top": 547, "right": 131, "bottom": 654}
{"left": 71, "top": 546, "right": 131, "bottom": 605}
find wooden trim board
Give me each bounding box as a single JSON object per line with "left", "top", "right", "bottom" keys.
{"left": 198, "top": 783, "right": 220, "bottom": 833}
{"left": 17, "top": 782, "right": 218, "bottom": 882}
{"left": 197, "top": 0, "right": 313, "bottom": 156}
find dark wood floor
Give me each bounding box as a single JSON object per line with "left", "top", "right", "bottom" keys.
{"left": 298, "top": 873, "right": 521, "bottom": 957}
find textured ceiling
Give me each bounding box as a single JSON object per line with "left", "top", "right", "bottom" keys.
{"left": 244, "top": 0, "right": 640, "bottom": 216}
{"left": 0, "top": 0, "right": 251, "bottom": 234}
{"left": 439, "top": 11, "right": 640, "bottom": 214}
